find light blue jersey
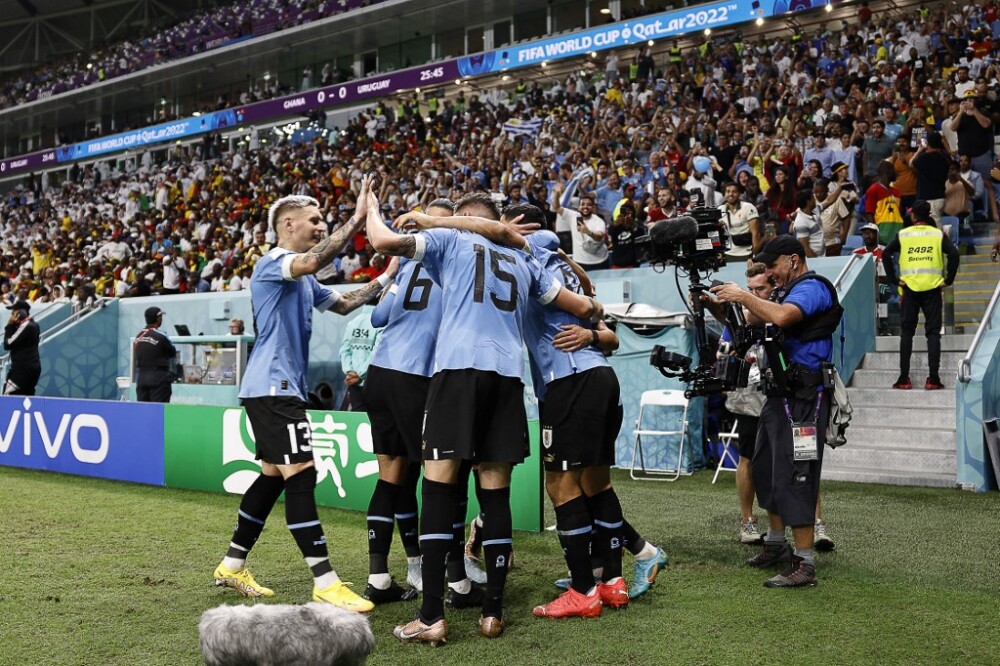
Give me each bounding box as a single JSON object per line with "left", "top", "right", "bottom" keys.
{"left": 339, "top": 305, "right": 381, "bottom": 381}
{"left": 526, "top": 230, "right": 561, "bottom": 253}
{"left": 369, "top": 259, "right": 441, "bottom": 377}
{"left": 240, "top": 247, "right": 341, "bottom": 400}
{"left": 413, "top": 228, "right": 560, "bottom": 380}
{"left": 523, "top": 245, "right": 608, "bottom": 401}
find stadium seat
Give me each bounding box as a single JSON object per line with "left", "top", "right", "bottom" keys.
{"left": 630, "top": 389, "right": 690, "bottom": 482}
{"left": 712, "top": 422, "right": 739, "bottom": 484}
{"left": 841, "top": 235, "right": 863, "bottom": 255}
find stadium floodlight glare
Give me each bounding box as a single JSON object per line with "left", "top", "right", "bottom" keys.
{"left": 541, "top": 61, "right": 548, "bottom": 67}
{"left": 86, "top": 63, "right": 93, "bottom": 70}
{"left": 415, "top": 87, "right": 421, "bottom": 93}
{"left": 825, "top": 3, "right": 832, "bottom": 10}
{"left": 455, "top": 79, "right": 462, "bottom": 85}
{"left": 704, "top": 28, "right": 712, "bottom": 35}
{"left": 648, "top": 40, "right": 654, "bottom": 46}
{"left": 590, "top": 51, "right": 597, "bottom": 58}
{"left": 756, "top": 17, "right": 764, "bottom": 25}
{"left": 600, "top": 7, "right": 611, "bottom": 13}
{"left": 193, "top": 111, "right": 201, "bottom": 117}
{"left": 263, "top": 72, "right": 271, "bottom": 81}
{"left": 502, "top": 74, "right": 510, "bottom": 81}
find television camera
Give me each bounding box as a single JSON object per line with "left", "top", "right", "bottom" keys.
{"left": 633, "top": 207, "right": 783, "bottom": 398}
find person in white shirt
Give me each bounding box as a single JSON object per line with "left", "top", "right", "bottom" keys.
{"left": 793, "top": 190, "right": 826, "bottom": 257}
{"left": 718, "top": 182, "right": 761, "bottom": 259}
{"left": 552, "top": 188, "right": 610, "bottom": 270}
{"left": 161, "top": 246, "right": 186, "bottom": 295}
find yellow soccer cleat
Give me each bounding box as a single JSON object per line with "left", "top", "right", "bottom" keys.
{"left": 312, "top": 581, "right": 375, "bottom": 613}
{"left": 213, "top": 564, "right": 274, "bottom": 598}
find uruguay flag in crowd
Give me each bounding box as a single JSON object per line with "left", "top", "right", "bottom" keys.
{"left": 560, "top": 165, "right": 595, "bottom": 208}
{"left": 502, "top": 118, "right": 542, "bottom": 137}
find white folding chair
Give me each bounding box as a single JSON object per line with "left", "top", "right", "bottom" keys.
{"left": 712, "top": 422, "right": 740, "bottom": 484}
{"left": 116, "top": 376, "right": 131, "bottom": 401}
{"left": 630, "top": 389, "right": 690, "bottom": 481}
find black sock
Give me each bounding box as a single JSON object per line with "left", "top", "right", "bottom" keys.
{"left": 367, "top": 479, "right": 400, "bottom": 575}
{"left": 589, "top": 489, "right": 624, "bottom": 581}
{"left": 448, "top": 463, "right": 473, "bottom": 583}
{"left": 479, "top": 486, "right": 512, "bottom": 619}
{"left": 555, "top": 496, "right": 594, "bottom": 594}
{"left": 621, "top": 518, "right": 646, "bottom": 556}
{"left": 284, "top": 467, "right": 332, "bottom": 578}
{"left": 227, "top": 473, "right": 284, "bottom": 559}
{"left": 395, "top": 463, "right": 421, "bottom": 558}
{"left": 419, "top": 479, "right": 455, "bottom": 623}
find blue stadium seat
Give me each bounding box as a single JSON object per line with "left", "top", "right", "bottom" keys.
{"left": 841, "top": 235, "right": 863, "bottom": 255}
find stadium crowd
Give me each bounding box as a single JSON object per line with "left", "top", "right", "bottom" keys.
{"left": 0, "top": 0, "right": 368, "bottom": 115}
{"left": 2, "top": 0, "right": 1000, "bottom": 308}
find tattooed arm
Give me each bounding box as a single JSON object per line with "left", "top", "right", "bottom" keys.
{"left": 288, "top": 175, "right": 372, "bottom": 278}
{"left": 329, "top": 279, "right": 389, "bottom": 315}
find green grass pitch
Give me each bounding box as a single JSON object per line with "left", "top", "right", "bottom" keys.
{"left": 1, "top": 466, "right": 998, "bottom": 665}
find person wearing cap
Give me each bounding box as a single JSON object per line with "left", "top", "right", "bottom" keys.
{"left": 710, "top": 235, "right": 841, "bottom": 588}
{"left": 711, "top": 235, "right": 843, "bottom": 587}
{"left": 133, "top": 306, "right": 177, "bottom": 403}
{"left": 882, "top": 200, "right": 960, "bottom": 390}
{"left": 3, "top": 300, "right": 41, "bottom": 396}
{"left": 854, "top": 222, "right": 891, "bottom": 332}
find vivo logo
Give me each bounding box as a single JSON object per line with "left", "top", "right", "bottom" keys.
{"left": 0, "top": 398, "right": 109, "bottom": 464}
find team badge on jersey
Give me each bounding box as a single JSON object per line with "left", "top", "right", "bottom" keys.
{"left": 542, "top": 426, "right": 553, "bottom": 449}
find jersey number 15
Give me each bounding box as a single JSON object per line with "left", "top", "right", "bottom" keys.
{"left": 473, "top": 243, "right": 518, "bottom": 312}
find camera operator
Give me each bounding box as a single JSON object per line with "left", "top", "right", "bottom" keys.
{"left": 709, "top": 235, "right": 841, "bottom": 588}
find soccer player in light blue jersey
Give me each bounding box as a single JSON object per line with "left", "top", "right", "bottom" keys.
{"left": 367, "top": 189, "right": 602, "bottom": 646}
{"left": 213, "top": 176, "right": 396, "bottom": 613}
{"left": 361, "top": 198, "right": 453, "bottom": 606}
{"left": 505, "top": 204, "right": 668, "bottom": 618}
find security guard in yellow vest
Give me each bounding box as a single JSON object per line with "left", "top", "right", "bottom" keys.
{"left": 668, "top": 43, "right": 682, "bottom": 65}
{"left": 883, "top": 200, "right": 960, "bottom": 390}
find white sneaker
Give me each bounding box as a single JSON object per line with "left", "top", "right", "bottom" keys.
{"left": 814, "top": 519, "right": 835, "bottom": 551}
{"left": 740, "top": 517, "right": 763, "bottom": 544}
{"left": 406, "top": 560, "right": 423, "bottom": 592}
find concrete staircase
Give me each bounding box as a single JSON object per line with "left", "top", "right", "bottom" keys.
{"left": 823, "top": 335, "right": 973, "bottom": 488}
{"left": 952, "top": 244, "right": 998, "bottom": 332}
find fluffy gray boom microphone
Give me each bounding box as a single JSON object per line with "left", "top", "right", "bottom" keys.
{"left": 199, "top": 603, "right": 375, "bottom": 666}
{"left": 649, "top": 215, "right": 699, "bottom": 246}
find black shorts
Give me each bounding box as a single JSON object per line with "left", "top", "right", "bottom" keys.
{"left": 736, "top": 414, "right": 760, "bottom": 459}
{"left": 364, "top": 365, "right": 430, "bottom": 460}
{"left": 539, "top": 366, "right": 621, "bottom": 472}
{"left": 752, "top": 393, "right": 829, "bottom": 528}
{"left": 422, "top": 369, "right": 528, "bottom": 464}
{"left": 241, "top": 396, "right": 314, "bottom": 465}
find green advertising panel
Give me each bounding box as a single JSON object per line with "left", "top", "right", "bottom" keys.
{"left": 163, "top": 405, "right": 543, "bottom": 532}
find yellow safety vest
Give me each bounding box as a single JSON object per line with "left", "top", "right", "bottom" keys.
{"left": 669, "top": 47, "right": 682, "bottom": 63}
{"left": 897, "top": 225, "right": 945, "bottom": 291}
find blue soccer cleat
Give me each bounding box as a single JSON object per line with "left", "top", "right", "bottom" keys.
{"left": 628, "top": 546, "right": 668, "bottom": 599}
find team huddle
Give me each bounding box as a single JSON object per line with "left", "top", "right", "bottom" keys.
{"left": 210, "top": 176, "right": 668, "bottom": 646}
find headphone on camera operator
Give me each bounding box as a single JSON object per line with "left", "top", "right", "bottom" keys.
{"left": 708, "top": 235, "right": 841, "bottom": 398}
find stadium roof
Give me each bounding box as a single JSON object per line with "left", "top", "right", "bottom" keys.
{"left": 0, "top": 0, "right": 205, "bottom": 73}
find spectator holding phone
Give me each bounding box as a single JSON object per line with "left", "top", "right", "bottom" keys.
{"left": 553, "top": 190, "right": 609, "bottom": 271}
